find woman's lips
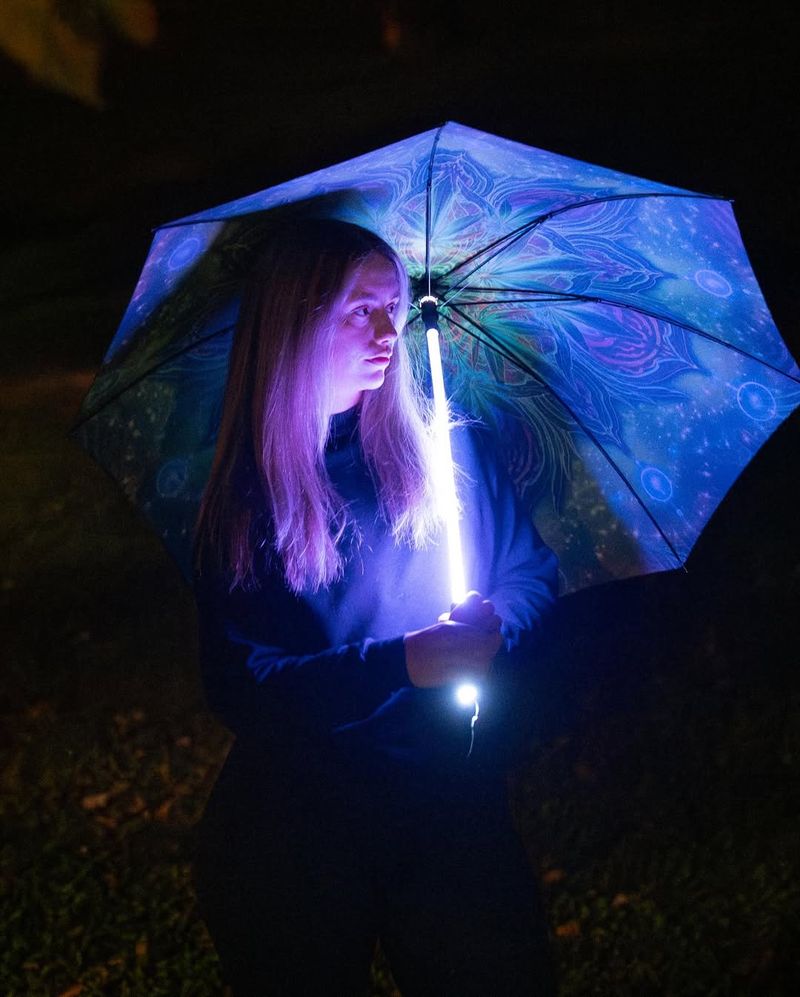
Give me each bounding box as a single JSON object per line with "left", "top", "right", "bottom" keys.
{"left": 366, "top": 355, "right": 391, "bottom": 365}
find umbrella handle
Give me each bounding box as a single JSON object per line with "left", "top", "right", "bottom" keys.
{"left": 422, "top": 296, "right": 480, "bottom": 743}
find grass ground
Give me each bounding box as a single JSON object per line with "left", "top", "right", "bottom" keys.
{"left": 1, "top": 371, "right": 798, "bottom": 995}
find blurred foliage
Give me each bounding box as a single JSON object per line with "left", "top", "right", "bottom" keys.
{"left": 0, "top": 0, "right": 157, "bottom": 106}
{"left": 1, "top": 705, "right": 227, "bottom": 995}
{"left": 1, "top": 373, "right": 799, "bottom": 994}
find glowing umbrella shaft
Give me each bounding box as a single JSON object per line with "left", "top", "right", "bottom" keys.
{"left": 425, "top": 322, "right": 466, "bottom": 605}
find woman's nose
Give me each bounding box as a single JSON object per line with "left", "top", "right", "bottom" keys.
{"left": 374, "top": 311, "right": 398, "bottom": 345}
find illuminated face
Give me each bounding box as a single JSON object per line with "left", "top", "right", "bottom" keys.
{"left": 330, "top": 253, "right": 402, "bottom": 414}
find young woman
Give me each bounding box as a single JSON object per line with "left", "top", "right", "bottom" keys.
{"left": 192, "top": 218, "right": 559, "bottom": 996}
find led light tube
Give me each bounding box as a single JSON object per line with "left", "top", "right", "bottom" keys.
{"left": 425, "top": 324, "right": 467, "bottom": 606}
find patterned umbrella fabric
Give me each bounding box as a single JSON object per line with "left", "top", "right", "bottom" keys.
{"left": 74, "top": 122, "right": 800, "bottom": 592}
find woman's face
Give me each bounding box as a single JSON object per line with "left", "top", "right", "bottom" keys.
{"left": 330, "top": 252, "right": 402, "bottom": 414}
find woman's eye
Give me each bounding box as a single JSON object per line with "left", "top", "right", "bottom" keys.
{"left": 352, "top": 306, "right": 370, "bottom": 317}
{"left": 387, "top": 302, "right": 396, "bottom": 315}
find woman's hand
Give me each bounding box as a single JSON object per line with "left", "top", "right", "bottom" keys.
{"left": 404, "top": 592, "right": 503, "bottom": 689}
{"left": 441, "top": 590, "right": 502, "bottom": 633}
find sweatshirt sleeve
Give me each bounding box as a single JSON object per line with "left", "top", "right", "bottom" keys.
{"left": 459, "top": 426, "right": 559, "bottom": 651}
{"left": 194, "top": 567, "right": 411, "bottom": 742}
{"left": 456, "top": 427, "right": 562, "bottom": 767}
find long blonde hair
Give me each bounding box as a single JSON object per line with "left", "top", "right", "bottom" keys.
{"left": 194, "top": 219, "right": 439, "bottom": 592}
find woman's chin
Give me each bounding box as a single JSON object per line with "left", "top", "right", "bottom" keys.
{"left": 363, "top": 371, "right": 388, "bottom": 392}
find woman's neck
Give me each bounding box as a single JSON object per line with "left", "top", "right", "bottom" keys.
{"left": 328, "top": 404, "right": 360, "bottom": 447}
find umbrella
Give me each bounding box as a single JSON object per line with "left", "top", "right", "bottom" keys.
{"left": 73, "top": 122, "right": 800, "bottom": 594}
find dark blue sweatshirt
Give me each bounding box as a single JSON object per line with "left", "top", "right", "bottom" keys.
{"left": 194, "top": 408, "right": 558, "bottom": 774}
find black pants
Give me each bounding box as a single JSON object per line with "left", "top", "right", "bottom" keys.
{"left": 193, "top": 745, "right": 556, "bottom": 996}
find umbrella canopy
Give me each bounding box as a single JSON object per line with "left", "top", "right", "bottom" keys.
{"left": 74, "top": 122, "right": 800, "bottom": 592}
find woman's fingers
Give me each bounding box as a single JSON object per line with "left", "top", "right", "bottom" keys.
{"left": 447, "top": 591, "right": 501, "bottom": 633}
{"left": 483, "top": 611, "right": 502, "bottom": 634}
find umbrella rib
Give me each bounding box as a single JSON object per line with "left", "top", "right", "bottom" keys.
{"left": 453, "top": 293, "right": 580, "bottom": 305}
{"left": 157, "top": 217, "right": 222, "bottom": 231}
{"left": 424, "top": 124, "right": 447, "bottom": 298}
{"left": 70, "top": 322, "right": 236, "bottom": 432}
{"left": 453, "top": 291, "right": 800, "bottom": 386}
{"left": 445, "top": 303, "right": 684, "bottom": 569}
{"left": 439, "top": 191, "right": 721, "bottom": 308}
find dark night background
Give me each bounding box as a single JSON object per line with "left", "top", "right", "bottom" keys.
{"left": 2, "top": 2, "right": 799, "bottom": 994}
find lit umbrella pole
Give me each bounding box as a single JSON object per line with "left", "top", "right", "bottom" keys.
{"left": 421, "top": 296, "right": 481, "bottom": 737}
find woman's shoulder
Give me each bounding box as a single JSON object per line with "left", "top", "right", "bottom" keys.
{"left": 449, "top": 416, "right": 499, "bottom": 472}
